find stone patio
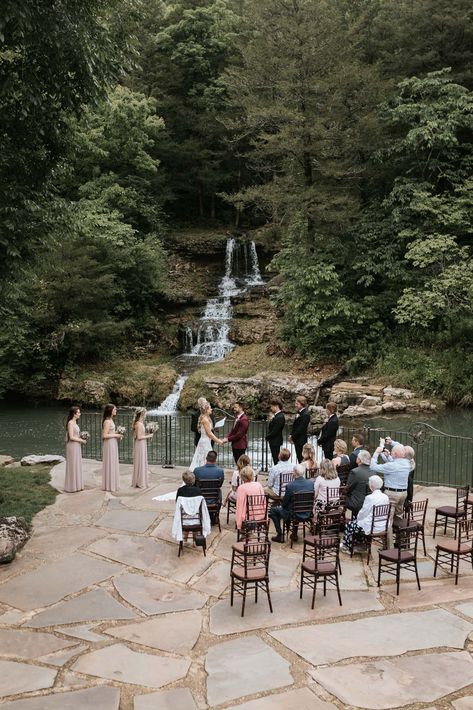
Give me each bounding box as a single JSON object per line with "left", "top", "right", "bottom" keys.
{"left": 1, "top": 458, "right": 473, "bottom": 708}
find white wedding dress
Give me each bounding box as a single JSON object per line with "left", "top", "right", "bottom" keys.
{"left": 190, "top": 424, "right": 214, "bottom": 472}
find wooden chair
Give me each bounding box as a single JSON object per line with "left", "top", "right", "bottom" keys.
{"left": 284, "top": 490, "right": 315, "bottom": 547}
{"left": 226, "top": 474, "right": 240, "bottom": 525}
{"left": 237, "top": 494, "right": 269, "bottom": 542}
{"left": 178, "top": 499, "right": 207, "bottom": 558}
{"left": 305, "top": 467, "right": 318, "bottom": 479}
{"left": 394, "top": 498, "right": 428, "bottom": 556}
{"left": 300, "top": 536, "right": 342, "bottom": 609}
{"left": 377, "top": 525, "right": 421, "bottom": 595}
{"left": 337, "top": 462, "right": 351, "bottom": 486}
{"left": 267, "top": 471, "right": 295, "bottom": 510}
{"left": 308, "top": 509, "right": 344, "bottom": 573}
{"left": 326, "top": 486, "right": 341, "bottom": 509}
{"left": 196, "top": 479, "right": 222, "bottom": 532}
{"left": 433, "top": 486, "right": 469, "bottom": 539}
{"left": 230, "top": 541, "right": 273, "bottom": 617}
{"left": 434, "top": 518, "right": 473, "bottom": 585}
{"left": 350, "top": 503, "right": 391, "bottom": 564}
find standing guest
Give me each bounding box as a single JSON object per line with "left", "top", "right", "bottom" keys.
{"left": 341, "top": 475, "right": 389, "bottom": 552}
{"left": 270, "top": 464, "right": 314, "bottom": 543}
{"left": 175, "top": 469, "right": 201, "bottom": 500}
{"left": 289, "top": 396, "right": 310, "bottom": 463}
{"left": 102, "top": 404, "right": 122, "bottom": 492}
{"left": 223, "top": 454, "right": 251, "bottom": 508}
{"left": 222, "top": 401, "right": 249, "bottom": 464}
{"left": 194, "top": 450, "right": 225, "bottom": 501}
{"left": 65, "top": 406, "right": 87, "bottom": 492}
{"left": 265, "top": 448, "right": 294, "bottom": 499}
{"left": 313, "top": 459, "right": 341, "bottom": 511}
{"left": 382, "top": 439, "right": 416, "bottom": 506}
{"left": 346, "top": 449, "right": 372, "bottom": 517}
{"left": 301, "top": 442, "right": 318, "bottom": 476}
{"left": 332, "top": 439, "right": 350, "bottom": 469}
{"left": 349, "top": 432, "right": 365, "bottom": 470}
{"left": 317, "top": 402, "right": 339, "bottom": 459}
{"left": 370, "top": 440, "right": 410, "bottom": 545}
{"left": 132, "top": 408, "right": 153, "bottom": 489}
{"left": 235, "top": 466, "right": 265, "bottom": 530}
{"left": 265, "top": 398, "right": 286, "bottom": 465}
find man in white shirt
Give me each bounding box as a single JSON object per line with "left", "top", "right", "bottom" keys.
{"left": 341, "top": 475, "right": 389, "bottom": 552}
{"left": 265, "top": 448, "right": 294, "bottom": 499}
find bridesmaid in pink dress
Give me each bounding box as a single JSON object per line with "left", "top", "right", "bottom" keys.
{"left": 102, "top": 404, "right": 122, "bottom": 492}
{"left": 65, "top": 406, "right": 86, "bottom": 492}
{"left": 132, "top": 408, "right": 154, "bottom": 488}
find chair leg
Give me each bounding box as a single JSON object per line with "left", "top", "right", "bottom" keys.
{"left": 241, "top": 582, "right": 247, "bottom": 617}
{"left": 433, "top": 512, "right": 437, "bottom": 539}
{"left": 422, "top": 528, "right": 427, "bottom": 557}
{"left": 230, "top": 576, "right": 234, "bottom": 606}
{"left": 396, "top": 562, "right": 400, "bottom": 596}
{"left": 266, "top": 580, "right": 273, "bottom": 613}
{"left": 414, "top": 561, "right": 421, "bottom": 591}
{"left": 226, "top": 504, "right": 230, "bottom": 525}
{"left": 255, "top": 582, "right": 258, "bottom": 603}
{"left": 299, "top": 568, "right": 304, "bottom": 599}
{"left": 377, "top": 557, "right": 382, "bottom": 587}
{"left": 311, "top": 575, "right": 317, "bottom": 610}
{"left": 433, "top": 547, "right": 439, "bottom": 577}
{"left": 455, "top": 554, "right": 460, "bottom": 585}
{"left": 443, "top": 515, "right": 447, "bottom": 536}
{"left": 178, "top": 541, "right": 183, "bottom": 557}
{"left": 323, "top": 577, "right": 327, "bottom": 597}
{"left": 336, "top": 573, "right": 342, "bottom": 606}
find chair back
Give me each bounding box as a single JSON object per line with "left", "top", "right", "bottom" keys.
{"left": 326, "top": 486, "right": 341, "bottom": 506}
{"left": 278, "top": 471, "right": 294, "bottom": 497}
{"left": 394, "top": 524, "right": 419, "bottom": 559}
{"left": 246, "top": 494, "right": 268, "bottom": 523}
{"left": 456, "top": 486, "right": 470, "bottom": 513}
{"left": 305, "top": 467, "right": 318, "bottom": 479}
{"left": 317, "top": 509, "right": 344, "bottom": 538}
{"left": 196, "top": 478, "right": 222, "bottom": 508}
{"left": 337, "top": 463, "right": 350, "bottom": 485}
{"left": 179, "top": 498, "right": 204, "bottom": 529}
{"left": 290, "top": 490, "right": 315, "bottom": 518}
{"left": 242, "top": 541, "right": 271, "bottom": 576}
{"left": 405, "top": 498, "right": 428, "bottom": 526}
{"left": 370, "top": 503, "right": 391, "bottom": 535}
{"left": 314, "top": 535, "right": 340, "bottom": 569}
{"left": 338, "top": 485, "right": 348, "bottom": 511}
{"left": 456, "top": 518, "right": 473, "bottom": 551}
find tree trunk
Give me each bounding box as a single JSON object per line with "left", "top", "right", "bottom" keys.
{"left": 197, "top": 181, "right": 204, "bottom": 219}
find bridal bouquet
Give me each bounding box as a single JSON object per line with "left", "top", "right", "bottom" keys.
{"left": 146, "top": 422, "right": 159, "bottom": 434}
{"left": 80, "top": 431, "right": 90, "bottom": 441}
{"left": 116, "top": 425, "right": 126, "bottom": 436}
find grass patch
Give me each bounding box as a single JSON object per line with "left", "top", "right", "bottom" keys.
{"left": 0, "top": 465, "right": 58, "bottom": 524}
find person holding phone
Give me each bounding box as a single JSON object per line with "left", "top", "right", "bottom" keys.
{"left": 370, "top": 438, "right": 411, "bottom": 546}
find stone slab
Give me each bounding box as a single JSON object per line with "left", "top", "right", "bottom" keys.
{"left": 0, "top": 554, "right": 122, "bottom": 611}
{"left": 106, "top": 610, "right": 201, "bottom": 654}
{"left": 0, "top": 686, "right": 120, "bottom": 709}
{"left": 225, "top": 688, "right": 337, "bottom": 710}
{"left": 0, "top": 660, "right": 57, "bottom": 698}
{"left": 39, "top": 644, "right": 87, "bottom": 666}
{"left": 0, "top": 629, "right": 76, "bottom": 660}
{"left": 271, "top": 609, "right": 472, "bottom": 665}
{"left": 88, "top": 534, "right": 212, "bottom": 583}
{"left": 72, "top": 643, "right": 190, "bottom": 688}
{"left": 209, "top": 589, "right": 383, "bottom": 635}
{"left": 56, "top": 624, "right": 107, "bottom": 643}
{"left": 455, "top": 602, "right": 473, "bottom": 620}
{"left": 313, "top": 651, "right": 473, "bottom": 709}
{"left": 268, "top": 551, "right": 300, "bottom": 590}
{"left": 390, "top": 577, "right": 473, "bottom": 609}
{"left": 191, "top": 561, "right": 230, "bottom": 596}
{"left": 26, "top": 588, "right": 135, "bottom": 627}
{"left": 23, "top": 526, "right": 107, "bottom": 560}
{"left": 114, "top": 572, "right": 206, "bottom": 615}
{"left": 134, "top": 688, "right": 198, "bottom": 710}
{"left": 206, "top": 636, "right": 293, "bottom": 706}
{"left": 453, "top": 698, "right": 473, "bottom": 709}
{"left": 126, "top": 484, "right": 179, "bottom": 511}
{"left": 95, "top": 509, "right": 158, "bottom": 533}
{"left": 338, "top": 558, "right": 369, "bottom": 590}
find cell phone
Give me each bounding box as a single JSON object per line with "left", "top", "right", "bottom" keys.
{"left": 380, "top": 438, "right": 385, "bottom": 448}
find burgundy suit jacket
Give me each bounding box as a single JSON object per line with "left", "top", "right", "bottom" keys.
{"left": 227, "top": 414, "right": 249, "bottom": 450}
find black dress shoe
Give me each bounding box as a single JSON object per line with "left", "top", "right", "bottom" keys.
{"left": 271, "top": 535, "right": 283, "bottom": 543}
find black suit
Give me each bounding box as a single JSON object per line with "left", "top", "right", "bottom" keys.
{"left": 346, "top": 463, "right": 371, "bottom": 516}
{"left": 266, "top": 411, "right": 286, "bottom": 465}
{"left": 349, "top": 445, "right": 363, "bottom": 470}
{"left": 318, "top": 414, "right": 339, "bottom": 459}
{"left": 291, "top": 408, "right": 310, "bottom": 463}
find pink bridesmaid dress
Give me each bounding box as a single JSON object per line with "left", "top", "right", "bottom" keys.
{"left": 102, "top": 419, "right": 120, "bottom": 492}
{"left": 65, "top": 422, "right": 84, "bottom": 492}
{"left": 132, "top": 422, "right": 149, "bottom": 488}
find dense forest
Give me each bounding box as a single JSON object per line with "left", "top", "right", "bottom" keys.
{"left": 1, "top": 0, "right": 473, "bottom": 404}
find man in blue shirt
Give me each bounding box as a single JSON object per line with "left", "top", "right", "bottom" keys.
{"left": 194, "top": 451, "right": 225, "bottom": 502}
{"left": 370, "top": 441, "right": 410, "bottom": 546}
{"left": 269, "top": 464, "right": 314, "bottom": 543}
{"left": 265, "top": 448, "right": 294, "bottom": 499}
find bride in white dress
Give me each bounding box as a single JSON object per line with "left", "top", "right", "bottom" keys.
{"left": 190, "top": 401, "right": 223, "bottom": 471}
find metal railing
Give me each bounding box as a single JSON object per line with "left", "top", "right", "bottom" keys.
{"left": 80, "top": 413, "right": 473, "bottom": 487}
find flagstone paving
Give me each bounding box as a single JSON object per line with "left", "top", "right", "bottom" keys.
{"left": 1, "top": 460, "right": 473, "bottom": 708}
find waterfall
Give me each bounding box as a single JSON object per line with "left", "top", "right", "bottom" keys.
{"left": 148, "top": 375, "right": 188, "bottom": 415}
{"left": 182, "top": 238, "right": 264, "bottom": 363}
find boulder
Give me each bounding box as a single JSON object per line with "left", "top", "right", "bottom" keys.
{"left": 0, "top": 516, "right": 31, "bottom": 564}
{"left": 382, "top": 400, "right": 407, "bottom": 413}
{"left": 0, "top": 455, "right": 14, "bottom": 467}
{"left": 21, "top": 454, "right": 65, "bottom": 466}
{"left": 330, "top": 382, "right": 385, "bottom": 410}
{"left": 383, "top": 387, "right": 415, "bottom": 400}
{"left": 360, "top": 396, "right": 382, "bottom": 408}
{"left": 342, "top": 405, "right": 384, "bottom": 418}
{"left": 308, "top": 405, "right": 327, "bottom": 429}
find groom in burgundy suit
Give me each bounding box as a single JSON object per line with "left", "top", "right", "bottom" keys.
{"left": 223, "top": 401, "right": 249, "bottom": 464}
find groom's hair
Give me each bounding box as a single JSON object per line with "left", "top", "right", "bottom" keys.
{"left": 206, "top": 451, "right": 218, "bottom": 463}
{"left": 234, "top": 401, "right": 245, "bottom": 410}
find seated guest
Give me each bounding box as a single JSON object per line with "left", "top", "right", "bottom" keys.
{"left": 332, "top": 438, "right": 350, "bottom": 469}
{"left": 346, "top": 450, "right": 371, "bottom": 517}
{"left": 194, "top": 450, "right": 225, "bottom": 502}
{"left": 313, "top": 459, "right": 341, "bottom": 511}
{"left": 235, "top": 466, "right": 265, "bottom": 530}
{"left": 176, "top": 469, "right": 201, "bottom": 500}
{"left": 265, "top": 447, "right": 294, "bottom": 499}
{"left": 341, "top": 475, "right": 389, "bottom": 552}
{"left": 270, "top": 464, "right": 314, "bottom": 543}
{"left": 223, "top": 454, "right": 251, "bottom": 508}
{"left": 349, "top": 432, "right": 365, "bottom": 470}
{"left": 301, "top": 442, "right": 318, "bottom": 476}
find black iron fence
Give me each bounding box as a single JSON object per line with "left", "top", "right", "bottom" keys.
{"left": 80, "top": 413, "right": 473, "bottom": 488}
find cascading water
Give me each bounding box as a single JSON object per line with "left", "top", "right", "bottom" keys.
{"left": 148, "top": 375, "right": 188, "bottom": 416}
{"left": 182, "top": 239, "right": 263, "bottom": 363}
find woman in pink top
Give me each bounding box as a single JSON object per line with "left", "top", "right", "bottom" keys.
{"left": 313, "top": 459, "right": 341, "bottom": 513}
{"left": 235, "top": 466, "right": 265, "bottom": 530}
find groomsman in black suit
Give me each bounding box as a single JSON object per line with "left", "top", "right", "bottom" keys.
{"left": 289, "top": 395, "right": 310, "bottom": 463}
{"left": 265, "top": 398, "right": 286, "bottom": 465}
{"left": 317, "top": 401, "right": 339, "bottom": 459}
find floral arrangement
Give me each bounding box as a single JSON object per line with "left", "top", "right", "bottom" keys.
{"left": 80, "top": 431, "right": 90, "bottom": 441}
{"left": 116, "top": 425, "right": 126, "bottom": 436}
{"left": 145, "top": 422, "right": 159, "bottom": 434}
